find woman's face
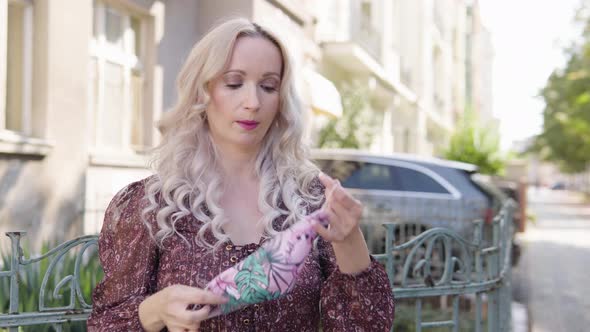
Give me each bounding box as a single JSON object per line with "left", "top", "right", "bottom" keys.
{"left": 206, "top": 36, "right": 283, "bottom": 153}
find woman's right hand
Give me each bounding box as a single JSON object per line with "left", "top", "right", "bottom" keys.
{"left": 138, "top": 284, "right": 228, "bottom": 332}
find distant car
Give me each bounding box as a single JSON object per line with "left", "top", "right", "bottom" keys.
{"left": 491, "top": 179, "right": 523, "bottom": 227}
{"left": 472, "top": 176, "right": 522, "bottom": 266}
{"left": 550, "top": 182, "right": 566, "bottom": 190}
{"left": 472, "top": 175, "right": 509, "bottom": 217}
{"left": 311, "top": 149, "right": 499, "bottom": 253}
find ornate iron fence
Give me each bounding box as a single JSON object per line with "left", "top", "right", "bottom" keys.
{"left": 375, "top": 201, "right": 515, "bottom": 331}
{"left": 0, "top": 234, "right": 98, "bottom": 331}
{"left": 0, "top": 201, "right": 515, "bottom": 331}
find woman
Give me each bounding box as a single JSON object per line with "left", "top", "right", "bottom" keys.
{"left": 87, "top": 18, "right": 394, "bottom": 332}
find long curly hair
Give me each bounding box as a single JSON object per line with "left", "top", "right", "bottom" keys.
{"left": 140, "top": 18, "right": 324, "bottom": 250}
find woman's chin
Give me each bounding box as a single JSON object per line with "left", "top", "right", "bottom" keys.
{"left": 231, "top": 137, "right": 264, "bottom": 149}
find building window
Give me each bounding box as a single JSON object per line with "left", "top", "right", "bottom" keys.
{"left": 90, "top": 1, "right": 148, "bottom": 153}
{"left": 403, "top": 128, "right": 411, "bottom": 153}
{"left": 1, "top": 0, "right": 34, "bottom": 135}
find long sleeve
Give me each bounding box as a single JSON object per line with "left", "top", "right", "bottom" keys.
{"left": 87, "top": 180, "right": 159, "bottom": 332}
{"left": 317, "top": 238, "right": 395, "bottom": 331}
{"left": 305, "top": 176, "right": 395, "bottom": 330}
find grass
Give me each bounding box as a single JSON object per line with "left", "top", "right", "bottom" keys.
{"left": 393, "top": 298, "right": 486, "bottom": 332}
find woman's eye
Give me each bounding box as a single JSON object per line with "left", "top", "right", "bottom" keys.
{"left": 226, "top": 83, "right": 242, "bottom": 89}
{"left": 261, "top": 85, "right": 277, "bottom": 93}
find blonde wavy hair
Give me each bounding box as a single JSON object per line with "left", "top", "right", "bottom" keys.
{"left": 141, "top": 18, "right": 324, "bottom": 249}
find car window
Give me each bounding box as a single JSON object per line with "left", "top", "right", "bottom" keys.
{"left": 313, "top": 159, "right": 358, "bottom": 182}
{"left": 314, "top": 159, "right": 450, "bottom": 194}
{"left": 345, "top": 162, "right": 394, "bottom": 190}
{"left": 314, "top": 159, "right": 394, "bottom": 190}
{"left": 391, "top": 166, "right": 450, "bottom": 194}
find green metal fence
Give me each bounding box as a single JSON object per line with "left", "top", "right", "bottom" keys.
{"left": 0, "top": 202, "right": 515, "bottom": 331}
{"left": 376, "top": 201, "right": 515, "bottom": 331}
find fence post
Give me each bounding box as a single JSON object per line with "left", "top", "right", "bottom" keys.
{"left": 500, "top": 204, "right": 514, "bottom": 332}
{"left": 5, "top": 232, "right": 26, "bottom": 332}
{"left": 517, "top": 180, "right": 527, "bottom": 232}
{"left": 385, "top": 223, "right": 396, "bottom": 289}
{"left": 487, "top": 216, "right": 500, "bottom": 332}
{"left": 473, "top": 220, "right": 484, "bottom": 332}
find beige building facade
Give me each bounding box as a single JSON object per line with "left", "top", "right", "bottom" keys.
{"left": 0, "top": 0, "right": 342, "bottom": 241}
{"left": 0, "top": 0, "right": 493, "bottom": 240}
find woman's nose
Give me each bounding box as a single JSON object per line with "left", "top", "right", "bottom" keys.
{"left": 243, "top": 83, "right": 260, "bottom": 110}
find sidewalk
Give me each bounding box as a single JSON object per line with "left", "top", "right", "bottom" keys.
{"left": 511, "top": 189, "right": 590, "bottom": 332}
{"left": 512, "top": 301, "right": 529, "bottom": 332}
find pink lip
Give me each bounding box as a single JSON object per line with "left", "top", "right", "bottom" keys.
{"left": 237, "top": 121, "right": 259, "bottom": 130}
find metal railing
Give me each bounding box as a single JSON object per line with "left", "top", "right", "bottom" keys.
{"left": 0, "top": 234, "right": 98, "bottom": 331}
{"left": 0, "top": 201, "right": 515, "bottom": 331}
{"left": 375, "top": 201, "right": 515, "bottom": 331}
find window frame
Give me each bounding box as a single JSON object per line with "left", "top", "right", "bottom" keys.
{"left": 0, "top": 0, "right": 50, "bottom": 156}
{"left": 1, "top": 0, "right": 34, "bottom": 135}
{"left": 89, "top": 0, "right": 151, "bottom": 156}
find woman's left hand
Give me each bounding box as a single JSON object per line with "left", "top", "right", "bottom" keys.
{"left": 313, "top": 172, "right": 371, "bottom": 274}
{"left": 313, "top": 172, "right": 363, "bottom": 243}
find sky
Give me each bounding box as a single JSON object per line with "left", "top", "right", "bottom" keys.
{"left": 478, "top": 0, "right": 584, "bottom": 150}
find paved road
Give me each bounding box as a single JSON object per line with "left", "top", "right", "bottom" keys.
{"left": 512, "top": 189, "right": 590, "bottom": 332}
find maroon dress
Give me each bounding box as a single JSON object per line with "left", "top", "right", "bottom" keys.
{"left": 87, "top": 176, "right": 395, "bottom": 331}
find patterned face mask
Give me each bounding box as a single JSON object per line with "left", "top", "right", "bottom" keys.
{"left": 205, "top": 209, "right": 330, "bottom": 318}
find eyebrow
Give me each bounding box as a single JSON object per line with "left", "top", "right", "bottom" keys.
{"left": 223, "top": 69, "right": 281, "bottom": 79}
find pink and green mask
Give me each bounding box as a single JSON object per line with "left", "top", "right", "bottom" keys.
{"left": 205, "top": 209, "right": 329, "bottom": 318}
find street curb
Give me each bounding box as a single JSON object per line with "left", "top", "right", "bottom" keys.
{"left": 512, "top": 301, "right": 530, "bottom": 332}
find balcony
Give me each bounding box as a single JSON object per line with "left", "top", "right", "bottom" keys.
{"left": 321, "top": 0, "right": 383, "bottom": 75}
{"left": 350, "top": 18, "right": 382, "bottom": 62}
{"left": 320, "top": 0, "right": 416, "bottom": 103}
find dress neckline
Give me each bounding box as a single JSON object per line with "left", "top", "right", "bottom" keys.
{"left": 225, "top": 236, "right": 265, "bottom": 250}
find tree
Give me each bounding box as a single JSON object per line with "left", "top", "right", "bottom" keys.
{"left": 316, "top": 82, "right": 378, "bottom": 149}
{"left": 532, "top": 3, "right": 590, "bottom": 173}
{"left": 442, "top": 107, "right": 506, "bottom": 175}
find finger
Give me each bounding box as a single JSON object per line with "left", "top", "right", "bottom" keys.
{"left": 331, "top": 185, "right": 361, "bottom": 212}
{"left": 175, "top": 305, "right": 209, "bottom": 330}
{"left": 177, "top": 287, "right": 228, "bottom": 305}
{"left": 327, "top": 183, "right": 363, "bottom": 219}
{"left": 179, "top": 328, "right": 198, "bottom": 332}
{"left": 324, "top": 203, "right": 363, "bottom": 242}
{"left": 168, "top": 324, "right": 198, "bottom": 332}
{"left": 318, "top": 172, "right": 338, "bottom": 201}
{"left": 313, "top": 208, "right": 346, "bottom": 241}
{"left": 313, "top": 222, "right": 337, "bottom": 242}
{"left": 323, "top": 178, "right": 355, "bottom": 214}
{"left": 329, "top": 197, "right": 362, "bottom": 226}
{"left": 187, "top": 305, "right": 211, "bottom": 323}
{"left": 327, "top": 206, "right": 354, "bottom": 235}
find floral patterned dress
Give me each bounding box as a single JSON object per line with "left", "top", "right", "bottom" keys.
{"left": 87, "top": 176, "right": 395, "bottom": 331}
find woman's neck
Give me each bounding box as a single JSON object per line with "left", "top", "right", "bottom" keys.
{"left": 215, "top": 143, "right": 260, "bottom": 187}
